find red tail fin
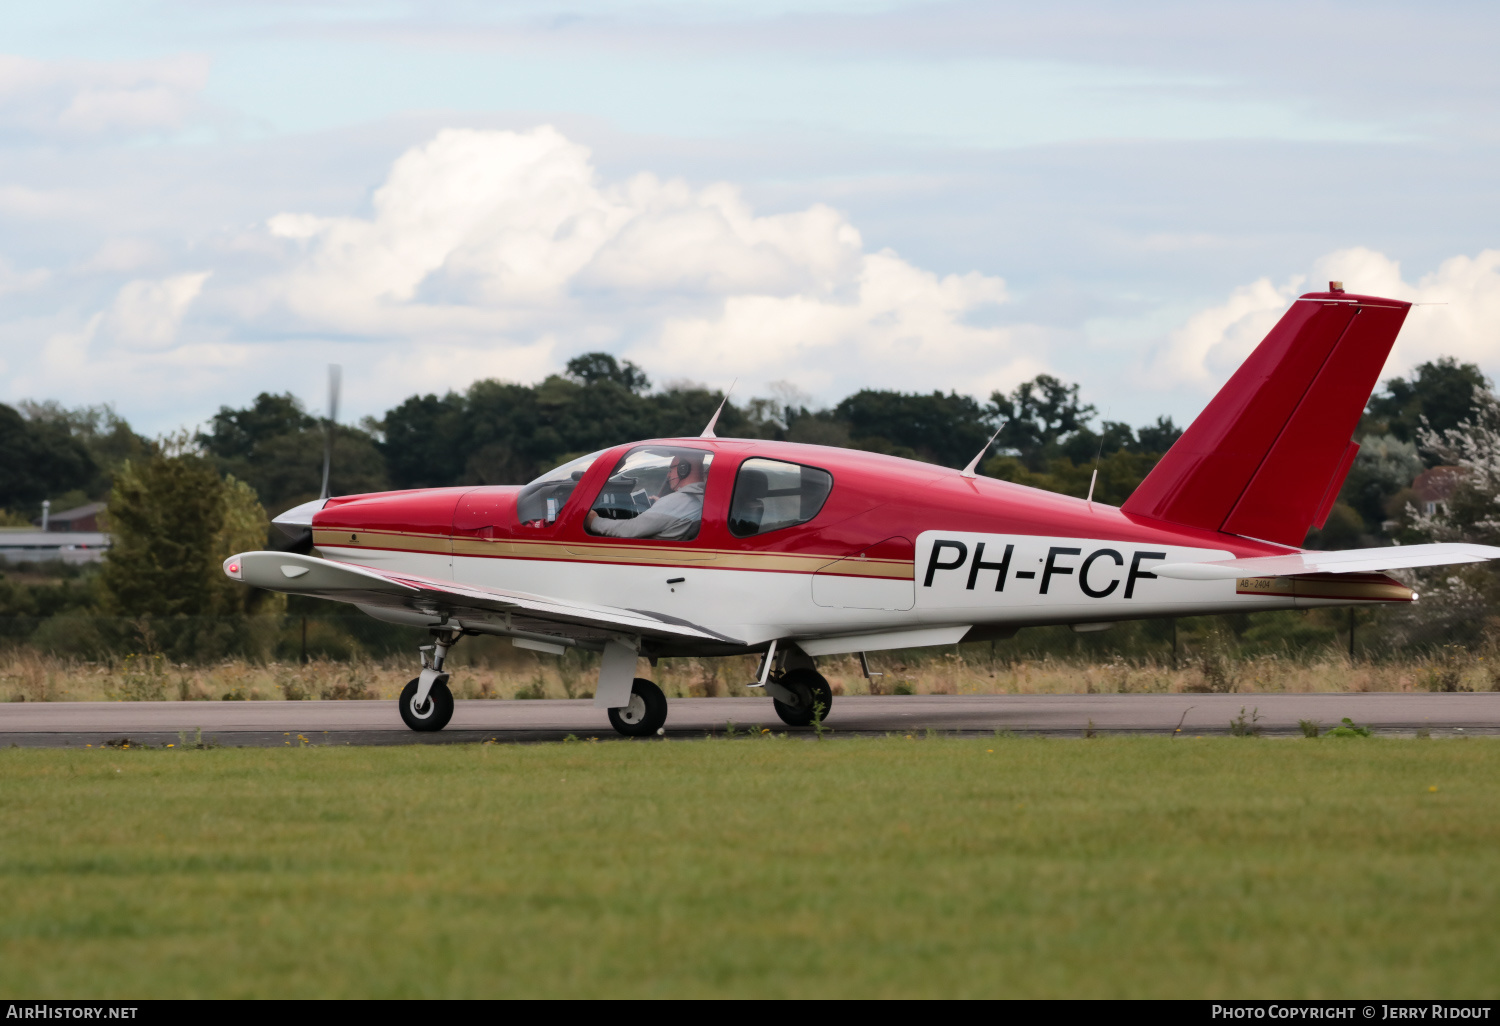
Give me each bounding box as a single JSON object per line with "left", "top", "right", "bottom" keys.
{"left": 1122, "top": 289, "right": 1411, "bottom": 547}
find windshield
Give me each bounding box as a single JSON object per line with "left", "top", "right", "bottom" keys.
{"left": 516, "top": 450, "right": 606, "bottom": 526}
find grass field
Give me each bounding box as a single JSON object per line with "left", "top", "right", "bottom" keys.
{"left": 3, "top": 736, "right": 1498, "bottom": 998}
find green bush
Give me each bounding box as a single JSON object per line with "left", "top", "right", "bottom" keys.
{"left": 1324, "top": 717, "right": 1373, "bottom": 738}
{"left": 29, "top": 611, "right": 115, "bottom": 661}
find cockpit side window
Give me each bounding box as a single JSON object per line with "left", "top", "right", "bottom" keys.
{"left": 516, "top": 450, "right": 606, "bottom": 526}
{"left": 728, "top": 458, "right": 833, "bottom": 537}
{"left": 585, "top": 445, "right": 714, "bottom": 541}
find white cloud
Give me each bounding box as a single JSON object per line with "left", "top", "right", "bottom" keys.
{"left": 0, "top": 184, "right": 91, "bottom": 220}
{"left": 1315, "top": 248, "right": 1500, "bottom": 381}
{"left": 1153, "top": 246, "right": 1500, "bottom": 393}
{"left": 78, "top": 238, "right": 165, "bottom": 275}
{"left": 0, "top": 256, "right": 48, "bottom": 295}
{"left": 0, "top": 54, "right": 209, "bottom": 141}
{"left": 1148, "top": 274, "right": 1304, "bottom": 388}
{"left": 636, "top": 250, "right": 1034, "bottom": 397}
{"left": 257, "top": 125, "right": 1030, "bottom": 397}
{"left": 268, "top": 127, "right": 630, "bottom": 323}
{"left": 0, "top": 124, "right": 1041, "bottom": 427}
{"left": 267, "top": 126, "right": 867, "bottom": 322}
{"left": 11, "top": 271, "right": 214, "bottom": 418}
{"left": 100, "top": 272, "right": 211, "bottom": 351}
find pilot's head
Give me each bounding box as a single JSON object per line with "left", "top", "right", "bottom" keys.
{"left": 665, "top": 454, "right": 703, "bottom": 492}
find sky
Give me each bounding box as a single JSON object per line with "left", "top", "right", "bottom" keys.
{"left": 2, "top": 0, "right": 1499, "bottom": 437}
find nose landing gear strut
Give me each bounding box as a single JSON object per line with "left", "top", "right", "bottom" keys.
{"left": 399, "top": 627, "right": 462, "bottom": 732}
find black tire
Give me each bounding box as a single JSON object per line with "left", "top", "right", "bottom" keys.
{"left": 773, "top": 667, "right": 833, "bottom": 727}
{"left": 607, "top": 677, "right": 668, "bottom": 737}
{"left": 399, "top": 676, "right": 454, "bottom": 732}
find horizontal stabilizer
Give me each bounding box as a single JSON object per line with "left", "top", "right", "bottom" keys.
{"left": 1152, "top": 542, "right": 1500, "bottom": 581}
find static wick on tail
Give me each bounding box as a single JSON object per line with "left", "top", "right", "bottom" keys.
{"left": 320, "top": 363, "right": 342, "bottom": 500}
{"left": 699, "top": 378, "right": 737, "bottom": 439}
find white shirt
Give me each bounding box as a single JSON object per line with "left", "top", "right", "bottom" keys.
{"left": 590, "top": 481, "right": 705, "bottom": 540}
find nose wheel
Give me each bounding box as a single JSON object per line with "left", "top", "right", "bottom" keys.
{"left": 608, "top": 678, "right": 668, "bottom": 737}
{"left": 773, "top": 667, "right": 833, "bottom": 727}
{"left": 400, "top": 676, "right": 454, "bottom": 731}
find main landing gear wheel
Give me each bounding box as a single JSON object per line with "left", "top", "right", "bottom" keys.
{"left": 400, "top": 676, "right": 454, "bottom": 732}
{"left": 773, "top": 667, "right": 833, "bottom": 727}
{"left": 608, "top": 677, "right": 668, "bottom": 737}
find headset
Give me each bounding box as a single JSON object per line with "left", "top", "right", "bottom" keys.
{"left": 673, "top": 458, "right": 693, "bottom": 478}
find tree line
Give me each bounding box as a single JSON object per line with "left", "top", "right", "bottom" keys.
{"left": 197, "top": 353, "right": 1190, "bottom": 515}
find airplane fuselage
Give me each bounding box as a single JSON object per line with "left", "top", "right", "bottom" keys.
{"left": 306, "top": 437, "right": 1410, "bottom": 657}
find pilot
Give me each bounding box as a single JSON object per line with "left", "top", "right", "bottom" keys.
{"left": 586, "top": 454, "right": 706, "bottom": 540}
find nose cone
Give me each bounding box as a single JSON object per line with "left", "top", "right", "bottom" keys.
{"left": 272, "top": 497, "right": 327, "bottom": 531}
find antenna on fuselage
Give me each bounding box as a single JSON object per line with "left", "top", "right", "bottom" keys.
{"left": 320, "top": 363, "right": 342, "bottom": 500}
{"left": 1085, "top": 409, "right": 1107, "bottom": 509}
{"left": 699, "top": 378, "right": 737, "bottom": 439}
{"left": 960, "top": 424, "right": 1004, "bottom": 479}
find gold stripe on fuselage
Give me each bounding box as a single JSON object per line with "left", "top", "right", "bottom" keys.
{"left": 312, "top": 528, "right": 453, "bottom": 555}
{"left": 313, "top": 528, "right": 914, "bottom": 580}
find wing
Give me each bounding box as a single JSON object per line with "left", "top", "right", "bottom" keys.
{"left": 223, "top": 550, "right": 744, "bottom": 649}
{"left": 1152, "top": 542, "right": 1500, "bottom": 581}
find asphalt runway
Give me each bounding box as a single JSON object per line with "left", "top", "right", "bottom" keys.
{"left": 3, "top": 692, "right": 1499, "bottom": 746}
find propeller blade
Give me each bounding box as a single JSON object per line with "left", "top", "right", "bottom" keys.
{"left": 328, "top": 363, "right": 341, "bottom": 425}
{"left": 321, "top": 364, "right": 342, "bottom": 500}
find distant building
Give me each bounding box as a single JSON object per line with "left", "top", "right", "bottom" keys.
{"left": 0, "top": 530, "right": 110, "bottom": 565}
{"left": 1411, "top": 466, "right": 1466, "bottom": 516}
{"left": 34, "top": 501, "right": 107, "bottom": 532}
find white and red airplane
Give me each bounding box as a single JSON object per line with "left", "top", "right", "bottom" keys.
{"left": 225, "top": 284, "right": 1500, "bottom": 736}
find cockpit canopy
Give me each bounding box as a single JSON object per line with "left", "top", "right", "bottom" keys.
{"left": 515, "top": 444, "right": 835, "bottom": 537}
{"left": 590, "top": 446, "right": 714, "bottom": 525}
{"left": 579, "top": 446, "right": 714, "bottom": 540}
